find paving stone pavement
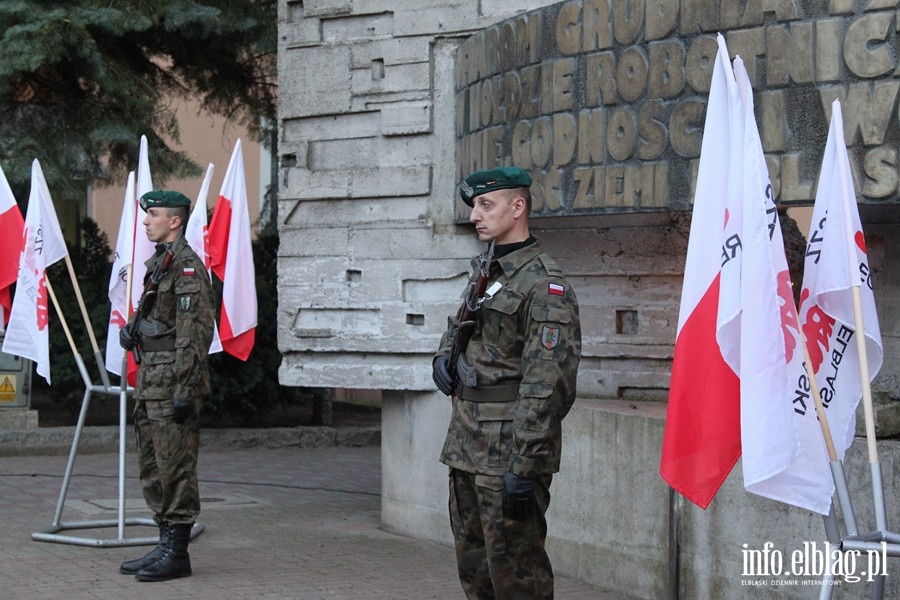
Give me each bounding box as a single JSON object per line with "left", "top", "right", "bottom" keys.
{"left": 0, "top": 445, "right": 627, "bottom": 599}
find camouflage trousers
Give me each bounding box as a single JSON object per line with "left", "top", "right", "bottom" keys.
{"left": 133, "top": 397, "right": 201, "bottom": 526}
{"left": 448, "top": 468, "right": 554, "bottom": 600}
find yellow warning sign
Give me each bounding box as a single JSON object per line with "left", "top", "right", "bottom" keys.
{"left": 0, "top": 374, "right": 16, "bottom": 403}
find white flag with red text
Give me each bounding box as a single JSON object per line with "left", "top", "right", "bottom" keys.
{"left": 660, "top": 34, "right": 742, "bottom": 509}
{"left": 131, "top": 135, "right": 156, "bottom": 313}
{"left": 0, "top": 163, "right": 25, "bottom": 332}
{"left": 105, "top": 172, "right": 137, "bottom": 376}
{"left": 185, "top": 163, "right": 222, "bottom": 354}
{"left": 796, "top": 99, "right": 883, "bottom": 465}
{"left": 2, "top": 160, "right": 69, "bottom": 383}
{"left": 207, "top": 139, "right": 256, "bottom": 360}
{"left": 726, "top": 60, "right": 830, "bottom": 513}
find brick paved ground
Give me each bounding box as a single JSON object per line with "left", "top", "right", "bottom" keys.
{"left": 0, "top": 446, "right": 628, "bottom": 599}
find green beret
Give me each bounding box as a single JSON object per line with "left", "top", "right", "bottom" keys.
{"left": 139, "top": 189, "right": 192, "bottom": 211}
{"left": 459, "top": 166, "right": 532, "bottom": 207}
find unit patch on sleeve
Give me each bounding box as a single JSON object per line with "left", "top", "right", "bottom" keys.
{"left": 541, "top": 325, "right": 560, "bottom": 350}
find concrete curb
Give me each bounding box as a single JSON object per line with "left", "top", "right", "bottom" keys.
{"left": 0, "top": 425, "right": 381, "bottom": 457}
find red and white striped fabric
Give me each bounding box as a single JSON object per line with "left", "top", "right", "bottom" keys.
{"left": 0, "top": 163, "right": 25, "bottom": 332}
{"left": 207, "top": 139, "right": 256, "bottom": 361}
{"left": 185, "top": 163, "right": 222, "bottom": 354}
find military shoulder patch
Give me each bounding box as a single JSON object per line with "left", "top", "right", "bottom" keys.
{"left": 180, "top": 296, "right": 191, "bottom": 311}
{"left": 541, "top": 325, "right": 560, "bottom": 350}
{"left": 548, "top": 283, "right": 564, "bottom": 296}
{"left": 183, "top": 266, "right": 196, "bottom": 276}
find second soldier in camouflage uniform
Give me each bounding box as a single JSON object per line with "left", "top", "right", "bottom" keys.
{"left": 119, "top": 189, "right": 215, "bottom": 582}
{"left": 433, "top": 167, "right": 581, "bottom": 599}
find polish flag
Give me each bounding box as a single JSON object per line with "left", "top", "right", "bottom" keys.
{"left": 207, "top": 139, "right": 256, "bottom": 360}
{"left": 185, "top": 163, "right": 223, "bottom": 354}
{"left": 0, "top": 164, "right": 25, "bottom": 332}
{"left": 660, "top": 35, "right": 742, "bottom": 509}
{"left": 105, "top": 172, "right": 137, "bottom": 378}
{"left": 2, "top": 160, "right": 70, "bottom": 384}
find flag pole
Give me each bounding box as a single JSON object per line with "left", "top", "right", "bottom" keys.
{"left": 117, "top": 263, "right": 134, "bottom": 538}
{"left": 794, "top": 309, "right": 859, "bottom": 537}
{"left": 62, "top": 255, "right": 111, "bottom": 389}
{"left": 834, "top": 120, "right": 890, "bottom": 538}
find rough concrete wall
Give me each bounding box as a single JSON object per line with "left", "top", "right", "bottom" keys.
{"left": 276, "top": 0, "right": 696, "bottom": 399}
{"left": 383, "top": 392, "right": 900, "bottom": 599}
{"left": 277, "top": 0, "right": 568, "bottom": 391}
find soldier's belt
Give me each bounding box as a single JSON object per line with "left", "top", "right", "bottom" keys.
{"left": 459, "top": 383, "right": 520, "bottom": 403}
{"left": 139, "top": 336, "right": 176, "bottom": 352}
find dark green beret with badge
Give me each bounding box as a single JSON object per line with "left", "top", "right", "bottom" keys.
{"left": 459, "top": 166, "right": 532, "bottom": 207}
{"left": 139, "top": 189, "right": 192, "bottom": 211}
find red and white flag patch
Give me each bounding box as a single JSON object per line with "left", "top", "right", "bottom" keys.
{"left": 548, "top": 283, "right": 565, "bottom": 296}
{"left": 183, "top": 267, "right": 196, "bottom": 276}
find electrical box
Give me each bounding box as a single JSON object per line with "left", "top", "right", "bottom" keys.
{"left": 0, "top": 335, "right": 32, "bottom": 408}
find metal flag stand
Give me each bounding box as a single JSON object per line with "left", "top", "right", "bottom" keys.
{"left": 30, "top": 267, "right": 203, "bottom": 547}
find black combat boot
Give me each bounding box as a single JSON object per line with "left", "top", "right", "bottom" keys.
{"left": 135, "top": 523, "right": 192, "bottom": 582}
{"left": 119, "top": 522, "right": 169, "bottom": 575}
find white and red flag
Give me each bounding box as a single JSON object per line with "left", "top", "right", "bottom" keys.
{"left": 2, "top": 160, "right": 69, "bottom": 383}
{"left": 186, "top": 163, "right": 222, "bottom": 354}
{"left": 105, "top": 171, "right": 137, "bottom": 378}
{"left": 793, "top": 99, "right": 883, "bottom": 477}
{"left": 0, "top": 163, "right": 25, "bottom": 332}
{"left": 207, "top": 139, "right": 256, "bottom": 360}
{"left": 660, "top": 35, "right": 742, "bottom": 508}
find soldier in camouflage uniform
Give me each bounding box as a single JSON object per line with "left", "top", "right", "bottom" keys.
{"left": 119, "top": 189, "right": 215, "bottom": 582}
{"left": 432, "top": 167, "right": 581, "bottom": 599}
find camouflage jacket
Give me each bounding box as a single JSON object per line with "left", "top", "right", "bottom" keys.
{"left": 133, "top": 236, "right": 215, "bottom": 401}
{"left": 437, "top": 239, "right": 581, "bottom": 477}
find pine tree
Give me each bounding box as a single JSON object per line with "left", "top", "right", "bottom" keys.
{"left": 0, "top": 0, "right": 276, "bottom": 201}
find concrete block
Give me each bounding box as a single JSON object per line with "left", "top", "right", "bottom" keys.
{"left": 322, "top": 11, "right": 394, "bottom": 42}
{"left": 277, "top": 226, "right": 350, "bottom": 257}
{"left": 379, "top": 102, "right": 433, "bottom": 136}
{"left": 281, "top": 167, "right": 351, "bottom": 199}
{"left": 381, "top": 391, "right": 454, "bottom": 545}
{"left": 308, "top": 135, "right": 433, "bottom": 170}
{"left": 279, "top": 351, "right": 436, "bottom": 390}
{"left": 280, "top": 20, "right": 322, "bottom": 49}
{"left": 280, "top": 46, "right": 352, "bottom": 119}
{"left": 348, "top": 165, "right": 432, "bottom": 198}
{"left": 0, "top": 408, "right": 38, "bottom": 429}
{"left": 351, "top": 61, "right": 430, "bottom": 97}
{"left": 349, "top": 36, "right": 433, "bottom": 69}
{"left": 392, "top": 6, "right": 485, "bottom": 37}
{"left": 300, "top": 0, "right": 352, "bottom": 18}
{"left": 282, "top": 112, "right": 382, "bottom": 143}
{"left": 280, "top": 197, "right": 435, "bottom": 228}
{"left": 480, "top": 0, "right": 556, "bottom": 18}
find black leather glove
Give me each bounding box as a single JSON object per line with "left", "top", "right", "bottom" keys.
{"left": 119, "top": 326, "right": 135, "bottom": 350}
{"left": 502, "top": 471, "right": 535, "bottom": 520}
{"left": 432, "top": 355, "right": 454, "bottom": 396}
{"left": 172, "top": 396, "right": 192, "bottom": 424}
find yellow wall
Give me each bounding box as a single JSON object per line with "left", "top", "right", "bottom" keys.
{"left": 89, "top": 98, "right": 263, "bottom": 246}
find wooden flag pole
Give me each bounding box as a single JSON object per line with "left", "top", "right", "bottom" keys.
{"left": 45, "top": 277, "right": 78, "bottom": 358}
{"left": 63, "top": 254, "right": 111, "bottom": 388}
{"left": 794, "top": 306, "right": 859, "bottom": 539}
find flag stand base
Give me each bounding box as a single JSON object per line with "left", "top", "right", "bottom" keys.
{"left": 30, "top": 355, "right": 204, "bottom": 548}
{"left": 820, "top": 461, "right": 897, "bottom": 600}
